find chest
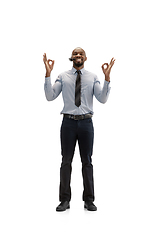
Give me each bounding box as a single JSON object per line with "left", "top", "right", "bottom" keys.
{"left": 61, "top": 73, "right": 94, "bottom": 93}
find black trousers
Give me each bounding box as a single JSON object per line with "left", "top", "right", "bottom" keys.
{"left": 59, "top": 117, "right": 95, "bottom": 202}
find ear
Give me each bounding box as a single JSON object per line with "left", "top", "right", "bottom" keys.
{"left": 85, "top": 57, "right": 87, "bottom": 62}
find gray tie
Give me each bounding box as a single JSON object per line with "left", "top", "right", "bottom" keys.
{"left": 75, "top": 70, "right": 81, "bottom": 107}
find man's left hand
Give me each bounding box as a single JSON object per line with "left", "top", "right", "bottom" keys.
{"left": 102, "top": 58, "right": 116, "bottom": 82}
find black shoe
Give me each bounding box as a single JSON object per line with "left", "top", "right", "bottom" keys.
{"left": 84, "top": 201, "right": 97, "bottom": 211}
{"left": 56, "top": 201, "right": 70, "bottom": 212}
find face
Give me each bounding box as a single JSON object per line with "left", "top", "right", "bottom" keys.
{"left": 71, "top": 48, "right": 87, "bottom": 68}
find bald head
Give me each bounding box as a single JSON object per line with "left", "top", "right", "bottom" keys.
{"left": 72, "top": 47, "right": 86, "bottom": 57}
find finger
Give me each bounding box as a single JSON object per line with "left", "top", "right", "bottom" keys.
{"left": 47, "top": 59, "right": 51, "bottom": 66}
{"left": 109, "top": 58, "right": 115, "bottom": 67}
{"left": 110, "top": 58, "right": 114, "bottom": 65}
{"left": 43, "top": 53, "right": 47, "bottom": 58}
{"left": 101, "top": 64, "right": 105, "bottom": 72}
{"left": 51, "top": 60, "right": 55, "bottom": 69}
{"left": 111, "top": 58, "right": 116, "bottom": 63}
{"left": 112, "top": 58, "right": 116, "bottom": 63}
{"left": 101, "top": 63, "right": 108, "bottom": 70}
{"left": 101, "top": 63, "right": 104, "bottom": 70}
{"left": 102, "top": 63, "right": 108, "bottom": 67}
{"left": 48, "top": 59, "right": 54, "bottom": 65}
{"left": 43, "top": 53, "right": 47, "bottom": 62}
{"left": 112, "top": 60, "right": 115, "bottom": 66}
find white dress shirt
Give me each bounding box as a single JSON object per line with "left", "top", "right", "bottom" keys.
{"left": 44, "top": 67, "right": 111, "bottom": 115}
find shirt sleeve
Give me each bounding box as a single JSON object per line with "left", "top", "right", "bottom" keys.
{"left": 93, "top": 76, "right": 111, "bottom": 103}
{"left": 44, "top": 75, "right": 62, "bottom": 101}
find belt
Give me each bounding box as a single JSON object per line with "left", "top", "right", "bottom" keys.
{"left": 63, "top": 113, "right": 92, "bottom": 120}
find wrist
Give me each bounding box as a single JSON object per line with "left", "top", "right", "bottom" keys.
{"left": 105, "top": 76, "right": 110, "bottom": 82}
{"left": 45, "top": 72, "right": 50, "bottom": 77}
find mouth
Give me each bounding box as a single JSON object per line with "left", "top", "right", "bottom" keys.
{"left": 75, "top": 58, "right": 83, "bottom": 64}
{"left": 76, "top": 58, "right": 82, "bottom": 61}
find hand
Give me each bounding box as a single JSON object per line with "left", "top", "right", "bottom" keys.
{"left": 102, "top": 58, "right": 115, "bottom": 82}
{"left": 43, "top": 53, "right": 55, "bottom": 77}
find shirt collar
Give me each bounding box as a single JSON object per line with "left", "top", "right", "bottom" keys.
{"left": 72, "top": 67, "right": 85, "bottom": 75}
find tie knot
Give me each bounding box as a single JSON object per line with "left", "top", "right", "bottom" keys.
{"left": 76, "top": 70, "right": 81, "bottom": 74}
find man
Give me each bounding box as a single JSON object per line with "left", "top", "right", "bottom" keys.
{"left": 43, "top": 47, "right": 115, "bottom": 211}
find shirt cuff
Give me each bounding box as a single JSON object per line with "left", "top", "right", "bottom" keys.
{"left": 105, "top": 80, "right": 110, "bottom": 85}
{"left": 45, "top": 77, "right": 51, "bottom": 82}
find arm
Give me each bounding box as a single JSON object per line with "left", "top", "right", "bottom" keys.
{"left": 94, "top": 58, "right": 115, "bottom": 103}
{"left": 44, "top": 77, "right": 62, "bottom": 101}
{"left": 94, "top": 79, "right": 111, "bottom": 104}
{"left": 43, "top": 53, "right": 62, "bottom": 101}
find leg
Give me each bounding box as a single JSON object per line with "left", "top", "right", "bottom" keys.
{"left": 77, "top": 118, "right": 95, "bottom": 202}
{"left": 59, "top": 118, "right": 77, "bottom": 202}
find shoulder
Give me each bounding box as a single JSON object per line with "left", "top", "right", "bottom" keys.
{"left": 83, "top": 69, "right": 99, "bottom": 82}
{"left": 56, "top": 70, "right": 72, "bottom": 82}
{"left": 60, "top": 69, "right": 73, "bottom": 77}
{"left": 84, "top": 69, "right": 97, "bottom": 77}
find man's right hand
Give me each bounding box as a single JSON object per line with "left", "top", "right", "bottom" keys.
{"left": 43, "top": 53, "right": 55, "bottom": 77}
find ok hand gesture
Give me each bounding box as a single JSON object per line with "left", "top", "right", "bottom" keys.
{"left": 43, "top": 53, "right": 55, "bottom": 77}
{"left": 102, "top": 58, "right": 116, "bottom": 82}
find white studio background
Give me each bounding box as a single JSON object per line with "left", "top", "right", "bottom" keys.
{"left": 0, "top": 0, "right": 160, "bottom": 239}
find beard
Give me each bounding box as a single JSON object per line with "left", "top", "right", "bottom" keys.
{"left": 73, "top": 60, "right": 84, "bottom": 67}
